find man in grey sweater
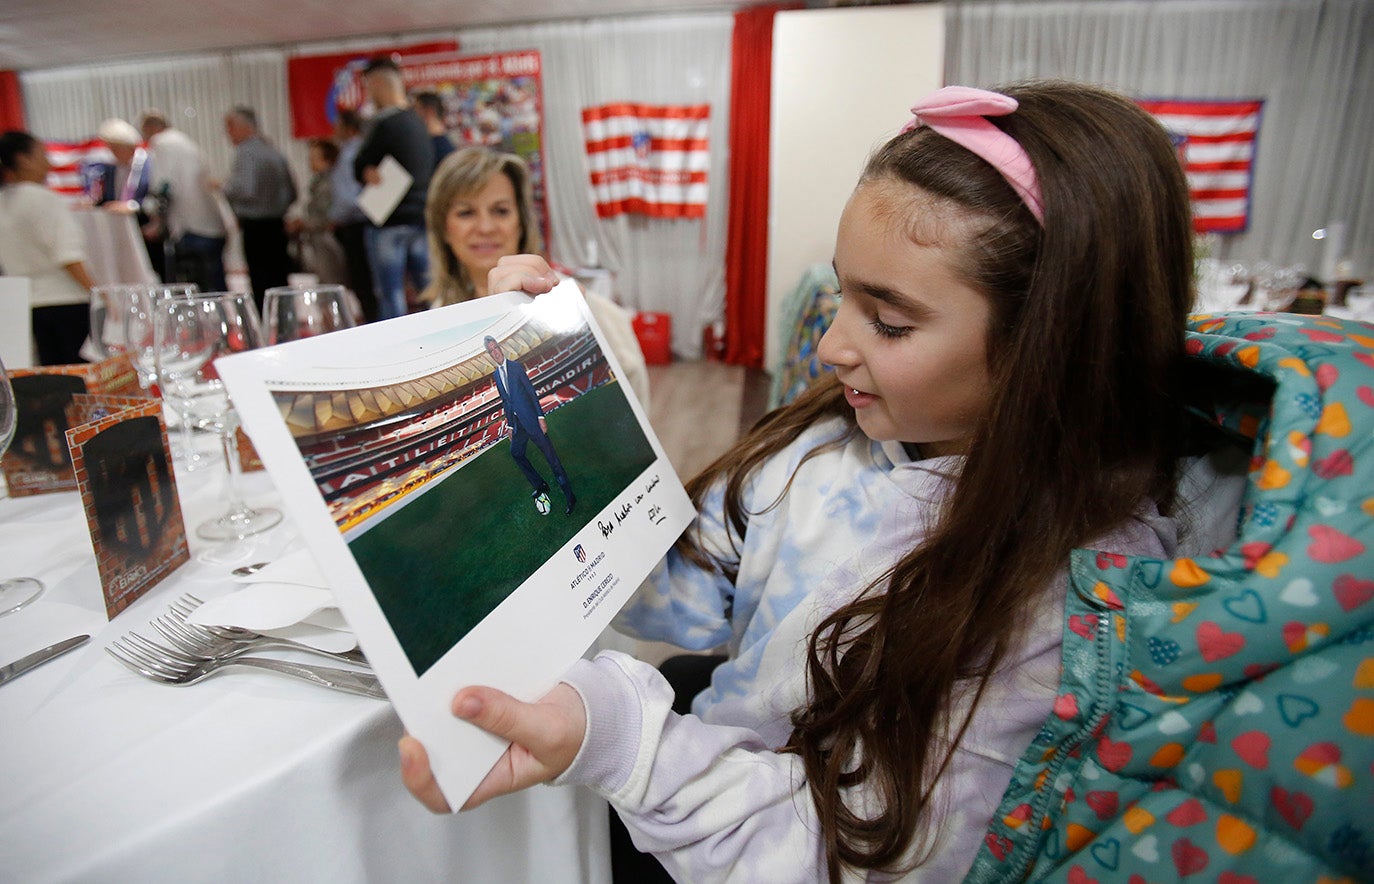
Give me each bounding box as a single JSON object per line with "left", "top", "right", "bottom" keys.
{"left": 221, "top": 105, "right": 296, "bottom": 308}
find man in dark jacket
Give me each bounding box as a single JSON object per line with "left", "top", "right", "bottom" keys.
{"left": 354, "top": 56, "right": 434, "bottom": 320}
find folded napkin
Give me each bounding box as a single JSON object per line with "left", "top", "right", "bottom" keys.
{"left": 189, "top": 582, "right": 357, "bottom": 653}
{"left": 232, "top": 547, "right": 331, "bottom": 590}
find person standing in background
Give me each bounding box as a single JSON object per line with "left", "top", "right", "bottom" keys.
{"left": 285, "top": 138, "right": 348, "bottom": 286}
{"left": 93, "top": 117, "right": 164, "bottom": 280}
{"left": 421, "top": 147, "right": 649, "bottom": 406}
{"left": 0, "top": 131, "right": 96, "bottom": 365}
{"left": 330, "top": 109, "right": 377, "bottom": 322}
{"left": 140, "top": 109, "right": 228, "bottom": 293}
{"left": 220, "top": 105, "right": 296, "bottom": 308}
{"left": 354, "top": 57, "right": 433, "bottom": 320}
{"left": 413, "top": 91, "right": 456, "bottom": 166}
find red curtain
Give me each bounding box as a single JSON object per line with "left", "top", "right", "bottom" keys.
{"left": 724, "top": 5, "right": 795, "bottom": 368}
{"left": 0, "top": 71, "right": 25, "bottom": 131}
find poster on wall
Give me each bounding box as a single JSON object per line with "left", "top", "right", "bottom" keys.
{"left": 287, "top": 46, "right": 548, "bottom": 246}
{"left": 286, "top": 41, "right": 459, "bottom": 139}
{"left": 402, "top": 50, "right": 549, "bottom": 250}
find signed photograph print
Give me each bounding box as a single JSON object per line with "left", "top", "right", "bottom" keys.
{"left": 272, "top": 308, "right": 656, "bottom": 674}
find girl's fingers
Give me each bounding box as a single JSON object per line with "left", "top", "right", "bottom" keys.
{"left": 398, "top": 734, "right": 453, "bottom": 814}
{"left": 461, "top": 745, "right": 524, "bottom": 810}
{"left": 451, "top": 683, "right": 588, "bottom": 810}
{"left": 401, "top": 683, "right": 587, "bottom": 813}
{"left": 451, "top": 683, "right": 586, "bottom": 762}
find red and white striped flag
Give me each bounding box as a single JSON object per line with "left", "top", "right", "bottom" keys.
{"left": 582, "top": 103, "right": 709, "bottom": 219}
{"left": 1137, "top": 98, "right": 1264, "bottom": 234}
{"left": 44, "top": 138, "right": 113, "bottom": 201}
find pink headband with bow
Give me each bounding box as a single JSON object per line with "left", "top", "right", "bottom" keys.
{"left": 901, "top": 86, "right": 1044, "bottom": 224}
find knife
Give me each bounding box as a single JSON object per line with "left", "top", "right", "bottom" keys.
{"left": 0, "top": 634, "right": 91, "bottom": 687}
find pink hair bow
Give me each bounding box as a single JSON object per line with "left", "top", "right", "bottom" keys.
{"left": 901, "top": 86, "right": 1044, "bottom": 223}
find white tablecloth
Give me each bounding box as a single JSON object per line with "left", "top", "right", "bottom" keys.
{"left": 0, "top": 439, "right": 612, "bottom": 883}
{"left": 71, "top": 207, "right": 158, "bottom": 287}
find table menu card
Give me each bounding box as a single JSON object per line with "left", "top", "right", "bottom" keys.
{"left": 2, "top": 354, "right": 142, "bottom": 496}
{"left": 217, "top": 281, "right": 695, "bottom": 808}
{"left": 65, "top": 394, "right": 189, "bottom": 617}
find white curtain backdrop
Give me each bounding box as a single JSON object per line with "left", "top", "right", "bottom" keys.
{"left": 21, "top": 50, "right": 316, "bottom": 275}
{"left": 458, "top": 15, "right": 733, "bottom": 357}
{"left": 18, "top": 2, "right": 1368, "bottom": 335}
{"left": 22, "top": 52, "right": 303, "bottom": 199}
{"left": 20, "top": 17, "right": 732, "bottom": 356}
{"left": 946, "top": 0, "right": 1373, "bottom": 279}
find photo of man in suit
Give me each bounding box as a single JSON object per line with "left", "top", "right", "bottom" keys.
{"left": 484, "top": 335, "right": 576, "bottom": 515}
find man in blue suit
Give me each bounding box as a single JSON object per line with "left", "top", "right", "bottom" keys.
{"left": 484, "top": 335, "right": 576, "bottom": 514}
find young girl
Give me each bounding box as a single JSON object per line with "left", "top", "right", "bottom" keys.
{"left": 399, "top": 81, "right": 1195, "bottom": 880}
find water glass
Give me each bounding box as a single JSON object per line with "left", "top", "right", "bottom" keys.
{"left": 90, "top": 283, "right": 200, "bottom": 386}
{"left": 152, "top": 292, "right": 281, "bottom": 542}
{"left": 263, "top": 284, "right": 356, "bottom": 345}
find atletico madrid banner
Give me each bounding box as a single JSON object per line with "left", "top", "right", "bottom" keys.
{"left": 290, "top": 46, "right": 548, "bottom": 246}
{"left": 1137, "top": 98, "right": 1265, "bottom": 234}
{"left": 286, "top": 41, "right": 458, "bottom": 139}
{"left": 582, "top": 103, "right": 710, "bottom": 219}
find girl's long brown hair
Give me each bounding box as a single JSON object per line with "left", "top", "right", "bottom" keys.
{"left": 681, "top": 81, "right": 1194, "bottom": 879}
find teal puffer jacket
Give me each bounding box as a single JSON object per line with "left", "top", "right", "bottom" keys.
{"left": 968, "top": 313, "right": 1374, "bottom": 882}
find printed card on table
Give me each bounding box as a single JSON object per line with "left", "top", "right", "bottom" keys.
{"left": 65, "top": 394, "right": 189, "bottom": 618}
{"left": 216, "top": 280, "right": 695, "bottom": 808}
{"left": 2, "top": 354, "right": 142, "bottom": 496}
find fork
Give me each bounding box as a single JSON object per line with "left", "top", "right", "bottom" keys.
{"left": 106, "top": 632, "right": 387, "bottom": 699}
{"left": 155, "top": 594, "right": 368, "bottom": 666}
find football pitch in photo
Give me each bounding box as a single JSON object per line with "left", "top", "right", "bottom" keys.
{"left": 348, "top": 382, "right": 659, "bottom": 675}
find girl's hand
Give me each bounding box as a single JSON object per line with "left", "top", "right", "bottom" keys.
{"left": 487, "top": 254, "right": 560, "bottom": 297}
{"left": 398, "top": 682, "right": 587, "bottom": 813}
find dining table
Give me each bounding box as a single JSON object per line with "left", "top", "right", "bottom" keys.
{"left": 0, "top": 431, "right": 614, "bottom": 883}
{"left": 70, "top": 206, "right": 158, "bottom": 286}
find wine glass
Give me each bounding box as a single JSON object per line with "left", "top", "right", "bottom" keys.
{"left": 91, "top": 282, "right": 207, "bottom": 470}
{"left": 91, "top": 282, "right": 200, "bottom": 385}
{"left": 263, "top": 284, "right": 357, "bottom": 344}
{"left": 88, "top": 284, "right": 140, "bottom": 363}
{"left": 0, "top": 354, "right": 45, "bottom": 615}
{"left": 152, "top": 291, "right": 281, "bottom": 542}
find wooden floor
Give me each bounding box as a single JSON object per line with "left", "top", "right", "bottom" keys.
{"left": 644, "top": 360, "right": 771, "bottom": 482}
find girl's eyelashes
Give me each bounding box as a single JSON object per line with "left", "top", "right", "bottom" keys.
{"left": 869, "top": 316, "right": 913, "bottom": 339}
{"left": 837, "top": 283, "right": 916, "bottom": 338}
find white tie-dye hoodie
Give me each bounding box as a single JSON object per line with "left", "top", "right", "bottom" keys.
{"left": 563, "top": 416, "right": 1173, "bottom": 881}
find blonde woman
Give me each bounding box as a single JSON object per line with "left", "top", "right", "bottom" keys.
{"left": 422, "top": 147, "right": 650, "bottom": 405}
